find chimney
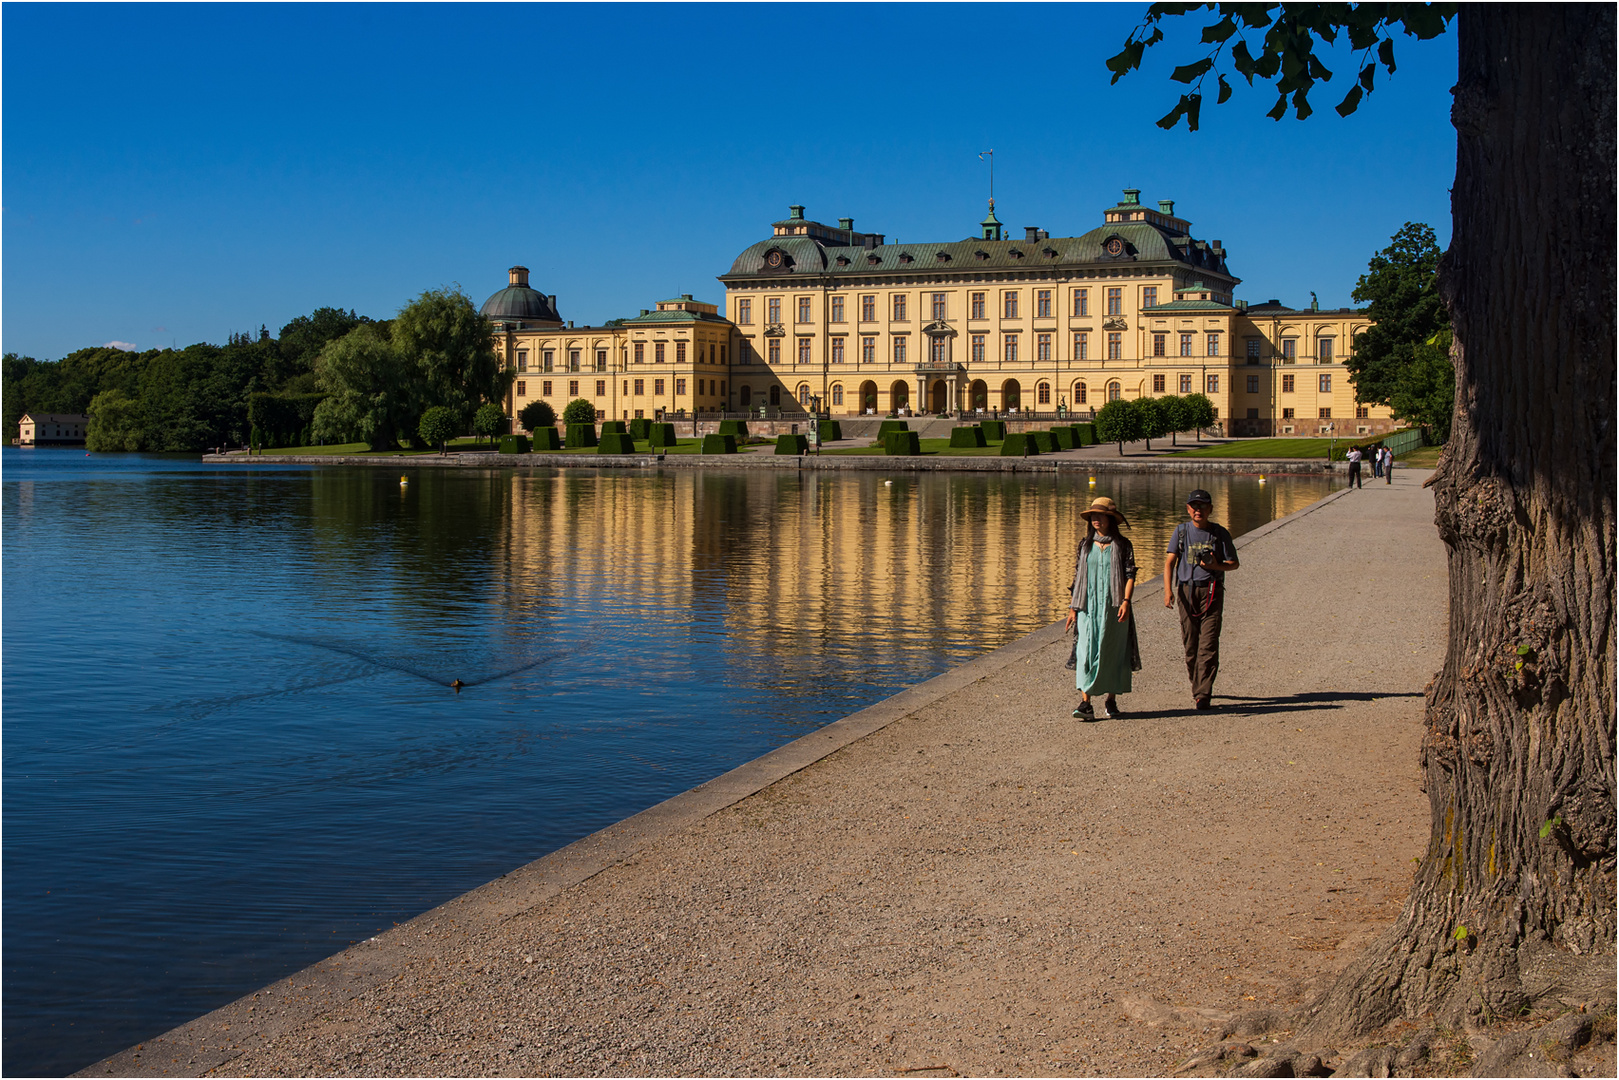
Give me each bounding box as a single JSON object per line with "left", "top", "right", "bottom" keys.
{"left": 838, "top": 217, "right": 853, "bottom": 230}
{"left": 682, "top": 293, "right": 693, "bottom": 301}
{"left": 509, "top": 266, "right": 529, "bottom": 287}
{"left": 1024, "top": 226, "right": 1041, "bottom": 241}
{"left": 1122, "top": 188, "right": 1141, "bottom": 205}
{"left": 788, "top": 204, "right": 805, "bottom": 220}
{"left": 1158, "top": 199, "right": 1175, "bottom": 215}
{"left": 1236, "top": 299, "right": 1248, "bottom": 311}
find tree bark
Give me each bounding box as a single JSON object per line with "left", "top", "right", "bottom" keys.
{"left": 1307, "top": 3, "right": 1616, "bottom": 1037}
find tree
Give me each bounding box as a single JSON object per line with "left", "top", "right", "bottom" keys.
{"left": 1110, "top": 2, "right": 1615, "bottom": 1042}
{"left": 1157, "top": 394, "right": 1188, "bottom": 445}
{"left": 1346, "top": 223, "right": 1454, "bottom": 438}
{"left": 1181, "top": 392, "right": 1215, "bottom": 440}
{"left": 518, "top": 399, "right": 556, "bottom": 433}
{"left": 1093, "top": 397, "right": 1142, "bottom": 455}
{"left": 391, "top": 287, "right": 505, "bottom": 432}
{"left": 418, "top": 405, "right": 459, "bottom": 454}
{"left": 1132, "top": 395, "right": 1169, "bottom": 450}
{"left": 85, "top": 388, "right": 145, "bottom": 451}
{"left": 473, "top": 402, "right": 507, "bottom": 446}
{"left": 312, "top": 324, "right": 416, "bottom": 451}
{"left": 562, "top": 398, "right": 597, "bottom": 428}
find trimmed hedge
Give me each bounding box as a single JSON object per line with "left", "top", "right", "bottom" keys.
{"left": 599, "top": 420, "right": 627, "bottom": 436}
{"left": 700, "top": 433, "right": 737, "bottom": 454}
{"left": 565, "top": 423, "right": 598, "bottom": 448}
{"left": 530, "top": 427, "right": 563, "bottom": 451}
{"left": 1000, "top": 433, "right": 1039, "bottom": 456}
{"left": 1029, "top": 430, "right": 1057, "bottom": 453}
{"left": 498, "top": 434, "right": 531, "bottom": 454}
{"left": 649, "top": 422, "right": 678, "bottom": 448}
{"left": 877, "top": 419, "right": 910, "bottom": 439}
{"left": 885, "top": 430, "right": 922, "bottom": 456}
{"left": 775, "top": 434, "right": 809, "bottom": 455}
{"left": 1074, "top": 423, "right": 1098, "bottom": 447}
{"left": 628, "top": 417, "right": 652, "bottom": 441}
{"left": 718, "top": 420, "right": 749, "bottom": 438}
{"left": 981, "top": 420, "right": 1007, "bottom": 442}
{"left": 817, "top": 419, "right": 842, "bottom": 443}
{"left": 597, "top": 431, "right": 636, "bottom": 454}
{"left": 949, "top": 426, "right": 987, "bottom": 448}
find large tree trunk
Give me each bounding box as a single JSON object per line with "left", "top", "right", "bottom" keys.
{"left": 1308, "top": 4, "right": 1616, "bottom": 1037}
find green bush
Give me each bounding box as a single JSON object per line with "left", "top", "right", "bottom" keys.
{"left": 629, "top": 417, "right": 652, "bottom": 441}
{"left": 562, "top": 398, "right": 597, "bottom": 427}
{"left": 1000, "top": 433, "right": 1039, "bottom": 456}
{"left": 700, "top": 433, "right": 737, "bottom": 454}
{"left": 599, "top": 420, "right": 627, "bottom": 436}
{"left": 949, "top": 426, "right": 987, "bottom": 448}
{"left": 649, "top": 422, "right": 678, "bottom": 448}
{"left": 518, "top": 399, "right": 556, "bottom": 433}
{"left": 817, "top": 420, "right": 842, "bottom": 442}
{"left": 565, "top": 423, "right": 598, "bottom": 448}
{"left": 718, "top": 420, "right": 749, "bottom": 438}
{"left": 474, "top": 402, "right": 507, "bottom": 443}
{"left": 885, "top": 431, "right": 922, "bottom": 456}
{"left": 598, "top": 431, "right": 636, "bottom": 454}
{"left": 418, "top": 406, "right": 459, "bottom": 451}
{"left": 1030, "top": 430, "right": 1057, "bottom": 453}
{"left": 530, "top": 427, "right": 563, "bottom": 451}
{"left": 775, "top": 434, "right": 809, "bottom": 455}
{"left": 981, "top": 420, "right": 1007, "bottom": 442}
{"left": 498, "top": 434, "right": 531, "bottom": 454}
{"left": 1074, "top": 422, "right": 1097, "bottom": 446}
{"left": 877, "top": 419, "right": 910, "bottom": 439}
{"left": 1050, "top": 427, "right": 1078, "bottom": 450}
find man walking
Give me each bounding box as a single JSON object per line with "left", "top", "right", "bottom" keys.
{"left": 1164, "top": 489, "right": 1239, "bottom": 710}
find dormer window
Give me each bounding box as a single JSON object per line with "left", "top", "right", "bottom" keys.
{"left": 935, "top": 251, "right": 951, "bottom": 262}
{"left": 898, "top": 252, "right": 914, "bottom": 264}
{"left": 974, "top": 250, "right": 990, "bottom": 260}
{"left": 1043, "top": 247, "right": 1058, "bottom": 258}
{"left": 835, "top": 255, "right": 851, "bottom": 267}
{"left": 1008, "top": 248, "right": 1023, "bottom": 259}
{"left": 867, "top": 253, "right": 881, "bottom": 265}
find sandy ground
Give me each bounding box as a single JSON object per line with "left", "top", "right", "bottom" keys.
{"left": 89, "top": 472, "right": 1455, "bottom": 1078}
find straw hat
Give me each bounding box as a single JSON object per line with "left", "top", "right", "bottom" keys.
{"left": 1082, "top": 496, "right": 1129, "bottom": 527}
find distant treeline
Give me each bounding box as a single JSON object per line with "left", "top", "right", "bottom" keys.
{"left": 4, "top": 307, "right": 373, "bottom": 451}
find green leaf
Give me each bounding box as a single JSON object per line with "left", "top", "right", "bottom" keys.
{"left": 1171, "top": 57, "right": 1215, "bottom": 84}
{"left": 1156, "top": 92, "right": 1203, "bottom": 131}
{"left": 1516, "top": 643, "right": 1533, "bottom": 656}
{"left": 1378, "top": 37, "right": 1397, "bottom": 72}
{"left": 1217, "top": 72, "right": 1233, "bottom": 104}
{"left": 1359, "top": 61, "right": 1377, "bottom": 92}
{"left": 1202, "top": 14, "right": 1237, "bottom": 43}
{"left": 1540, "top": 814, "right": 1563, "bottom": 838}
{"left": 1454, "top": 925, "right": 1469, "bottom": 940}
{"left": 1106, "top": 40, "right": 1146, "bottom": 83}
{"left": 1335, "top": 85, "right": 1363, "bottom": 117}
{"left": 1292, "top": 86, "right": 1314, "bottom": 121}
{"left": 1266, "top": 94, "right": 1288, "bottom": 121}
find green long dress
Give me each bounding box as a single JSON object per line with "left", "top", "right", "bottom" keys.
{"left": 1074, "top": 541, "right": 1134, "bottom": 695}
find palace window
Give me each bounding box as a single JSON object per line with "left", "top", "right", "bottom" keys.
{"left": 971, "top": 334, "right": 985, "bottom": 362}
{"left": 1282, "top": 338, "right": 1297, "bottom": 362}
{"left": 1108, "top": 381, "right": 1122, "bottom": 401}
{"left": 1247, "top": 338, "right": 1262, "bottom": 362}
{"left": 1319, "top": 373, "right": 1332, "bottom": 393}
{"left": 1074, "top": 332, "right": 1088, "bottom": 360}
{"left": 516, "top": 380, "right": 526, "bottom": 396}
{"left": 597, "top": 350, "right": 608, "bottom": 370}
{"left": 798, "top": 338, "right": 812, "bottom": 364}
{"left": 1207, "top": 374, "right": 1220, "bottom": 394}
{"left": 1004, "top": 334, "right": 1018, "bottom": 362}
{"left": 676, "top": 378, "right": 686, "bottom": 395}
{"left": 831, "top": 295, "right": 845, "bottom": 323}
{"left": 931, "top": 293, "right": 947, "bottom": 320}
{"left": 1247, "top": 374, "right": 1260, "bottom": 394}
{"left": 931, "top": 336, "right": 947, "bottom": 363}
{"left": 1282, "top": 374, "right": 1295, "bottom": 393}
{"left": 1143, "top": 286, "right": 1158, "bottom": 308}
{"left": 1076, "top": 381, "right": 1088, "bottom": 404}
{"left": 708, "top": 343, "right": 715, "bottom": 364}
{"left": 622, "top": 380, "right": 629, "bottom": 395}
{"left": 1318, "top": 337, "right": 1334, "bottom": 363}
{"left": 516, "top": 349, "right": 528, "bottom": 372}
{"left": 633, "top": 343, "right": 644, "bottom": 363}
{"left": 1003, "top": 291, "right": 1019, "bottom": 318}
{"left": 1107, "top": 332, "right": 1122, "bottom": 360}
{"left": 678, "top": 342, "right": 689, "bottom": 363}
{"left": 893, "top": 337, "right": 907, "bottom": 363}
{"left": 1180, "top": 374, "right": 1192, "bottom": 393}
{"left": 893, "top": 294, "right": 907, "bottom": 321}
{"left": 767, "top": 297, "right": 782, "bottom": 324}
{"left": 770, "top": 386, "right": 781, "bottom": 406}
{"left": 720, "top": 346, "right": 727, "bottom": 363}
{"left": 633, "top": 378, "right": 644, "bottom": 394}
{"left": 569, "top": 349, "right": 581, "bottom": 371}
{"left": 1153, "top": 334, "right": 1166, "bottom": 357}
{"left": 862, "top": 337, "right": 876, "bottom": 363}
{"left": 799, "top": 384, "right": 811, "bottom": 405}
{"left": 720, "top": 380, "right": 726, "bottom": 395}
{"left": 737, "top": 299, "right": 752, "bottom": 324}
{"left": 1207, "top": 333, "right": 1220, "bottom": 357}
{"left": 655, "top": 343, "right": 666, "bottom": 363}
{"left": 567, "top": 379, "right": 578, "bottom": 396}
{"left": 1356, "top": 405, "right": 1370, "bottom": 418}
{"left": 543, "top": 350, "right": 555, "bottom": 372}
{"left": 832, "top": 338, "right": 845, "bottom": 364}
{"left": 654, "top": 378, "right": 665, "bottom": 395}
{"left": 971, "top": 292, "right": 986, "bottom": 319}
{"left": 596, "top": 380, "right": 606, "bottom": 396}
{"left": 768, "top": 339, "right": 780, "bottom": 363}
{"left": 1180, "top": 333, "right": 1193, "bottom": 357}
{"left": 1247, "top": 408, "right": 1260, "bottom": 419}
{"left": 1282, "top": 407, "right": 1295, "bottom": 419}
{"left": 832, "top": 384, "right": 843, "bottom": 406}
{"left": 1038, "top": 382, "right": 1051, "bottom": 404}
{"left": 1319, "top": 407, "right": 1333, "bottom": 419}
{"left": 1073, "top": 288, "right": 1089, "bottom": 316}
{"left": 797, "top": 297, "right": 812, "bottom": 323}
{"left": 542, "top": 380, "right": 553, "bottom": 395}
{"left": 861, "top": 295, "right": 876, "bottom": 322}
{"left": 1036, "top": 290, "right": 1052, "bottom": 318}
{"left": 1106, "top": 288, "right": 1123, "bottom": 316}
{"left": 1153, "top": 374, "right": 1165, "bottom": 392}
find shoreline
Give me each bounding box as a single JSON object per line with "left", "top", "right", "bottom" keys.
{"left": 82, "top": 475, "right": 1437, "bottom": 1078}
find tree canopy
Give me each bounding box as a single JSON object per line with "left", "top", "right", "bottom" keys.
{"left": 1346, "top": 222, "right": 1454, "bottom": 439}
{"left": 1094, "top": 397, "right": 1143, "bottom": 453}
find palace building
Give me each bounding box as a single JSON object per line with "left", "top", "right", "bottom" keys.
{"left": 490, "top": 189, "right": 1396, "bottom": 436}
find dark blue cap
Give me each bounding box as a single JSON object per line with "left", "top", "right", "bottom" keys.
{"left": 1187, "top": 489, "right": 1213, "bottom": 505}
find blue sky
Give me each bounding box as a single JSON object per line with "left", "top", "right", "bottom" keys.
{"left": 2, "top": 3, "right": 1458, "bottom": 361}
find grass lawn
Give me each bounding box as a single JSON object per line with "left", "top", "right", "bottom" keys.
{"left": 1397, "top": 445, "right": 1443, "bottom": 467}
{"left": 1164, "top": 436, "right": 1407, "bottom": 460}
{"left": 819, "top": 438, "right": 1006, "bottom": 457}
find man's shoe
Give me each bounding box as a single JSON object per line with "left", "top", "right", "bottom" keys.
{"left": 1194, "top": 696, "right": 1212, "bottom": 710}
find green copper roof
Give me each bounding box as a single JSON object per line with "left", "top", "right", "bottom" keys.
{"left": 1144, "top": 299, "right": 1233, "bottom": 311}
{"left": 620, "top": 308, "right": 731, "bottom": 325}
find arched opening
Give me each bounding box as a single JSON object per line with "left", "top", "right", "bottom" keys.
{"left": 1037, "top": 381, "right": 1051, "bottom": 405}
{"left": 929, "top": 380, "right": 949, "bottom": 413}
{"left": 970, "top": 379, "right": 988, "bottom": 411}
{"left": 797, "top": 383, "right": 811, "bottom": 406}
{"left": 889, "top": 380, "right": 911, "bottom": 413}
{"left": 1001, "top": 379, "right": 1022, "bottom": 412}
{"left": 1107, "top": 381, "right": 1122, "bottom": 402}
{"left": 831, "top": 383, "right": 844, "bottom": 408}
{"left": 1074, "top": 380, "right": 1088, "bottom": 405}
{"left": 860, "top": 380, "right": 879, "bottom": 415}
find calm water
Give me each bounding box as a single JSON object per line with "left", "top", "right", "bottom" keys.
{"left": 1, "top": 448, "right": 1336, "bottom": 1075}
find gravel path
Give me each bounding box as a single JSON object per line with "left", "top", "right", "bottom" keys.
{"left": 85, "top": 472, "right": 1445, "bottom": 1078}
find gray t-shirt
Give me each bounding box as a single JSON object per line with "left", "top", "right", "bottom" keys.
{"left": 1168, "top": 521, "right": 1236, "bottom": 584}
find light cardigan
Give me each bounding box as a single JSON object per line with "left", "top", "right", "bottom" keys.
{"left": 1068, "top": 532, "right": 1143, "bottom": 673}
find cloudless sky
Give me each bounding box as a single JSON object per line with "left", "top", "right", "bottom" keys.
{"left": 2, "top": 2, "right": 1458, "bottom": 360}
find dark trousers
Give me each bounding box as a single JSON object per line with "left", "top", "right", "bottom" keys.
{"left": 1349, "top": 460, "right": 1362, "bottom": 488}
{"left": 1176, "top": 580, "right": 1224, "bottom": 700}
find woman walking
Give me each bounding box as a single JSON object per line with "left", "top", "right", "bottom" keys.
{"left": 1065, "top": 496, "right": 1141, "bottom": 719}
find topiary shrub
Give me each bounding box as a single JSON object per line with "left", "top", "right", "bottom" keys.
{"left": 518, "top": 399, "right": 556, "bottom": 433}
{"left": 949, "top": 426, "right": 987, "bottom": 448}
{"left": 629, "top": 417, "right": 652, "bottom": 441}
{"left": 1000, "top": 433, "right": 1039, "bottom": 456}
{"left": 530, "top": 427, "right": 562, "bottom": 451}
{"left": 649, "top": 422, "right": 678, "bottom": 448}
{"left": 700, "top": 433, "right": 737, "bottom": 454}
{"left": 562, "top": 398, "right": 597, "bottom": 427}
{"left": 775, "top": 434, "right": 809, "bottom": 455}
{"left": 1050, "top": 427, "right": 1078, "bottom": 450}
{"left": 598, "top": 431, "right": 636, "bottom": 454}
{"left": 1030, "top": 430, "right": 1057, "bottom": 453}
{"left": 817, "top": 419, "right": 842, "bottom": 442}
{"left": 877, "top": 419, "right": 910, "bottom": 438}
{"left": 981, "top": 420, "right": 1007, "bottom": 442}
{"left": 718, "top": 420, "right": 749, "bottom": 438}
{"left": 1074, "top": 422, "right": 1098, "bottom": 446}
{"left": 565, "top": 423, "right": 598, "bottom": 448}
{"left": 498, "top": 434, "right": 531, "bottom": 454}
{"left": 600, "top": 420, "right": 627, "bottom": 436}
{"left": 885, "top": 430, "right": 922, "bottom": 456}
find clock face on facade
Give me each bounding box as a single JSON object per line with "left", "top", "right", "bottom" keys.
{"left": 765, "top": 251, "right": 784, "bottom": 268}
{"left": 1105, "top": 237, "right": 1125, "bottom": 257}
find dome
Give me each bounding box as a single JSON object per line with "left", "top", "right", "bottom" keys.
{"left": 480, "top": 266, "right": 562, "bottom": 326}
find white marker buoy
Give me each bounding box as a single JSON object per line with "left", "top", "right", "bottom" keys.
{"left": 884, "top": 480, "right": 893, "bottom": 486}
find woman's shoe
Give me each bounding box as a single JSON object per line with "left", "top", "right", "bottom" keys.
{"left": 1072, "top": 699, "right": 1094, "bottom": 719}
{"left": 1103, "top": 696, "right": 1123, "bottom": 718}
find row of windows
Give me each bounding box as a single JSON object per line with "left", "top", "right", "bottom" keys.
{"left": 514, "top": 343, "right": 729, "bottom": 372}
{"left": 737, "top": 286, "right": 1152, "bottom": 325}
{"left": 515, "top": 378, "right": 728, "bottom": 398}
{"left": 1243, "top": 338, "right": 1336, "bottom": 362}
{"left": 1153, "top": 332, "right": 1224, "bottom": 358}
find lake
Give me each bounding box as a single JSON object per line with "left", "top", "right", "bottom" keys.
{"left": 1, "top": 448, "right": 1336, "bottom": 1076}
